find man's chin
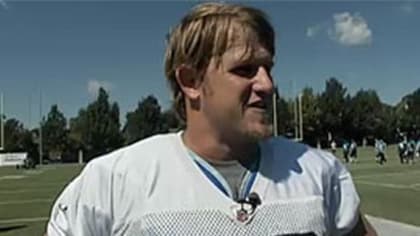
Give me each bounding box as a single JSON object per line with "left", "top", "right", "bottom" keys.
{"left": 244, "top": 123, "right": 273, "bottom": 141}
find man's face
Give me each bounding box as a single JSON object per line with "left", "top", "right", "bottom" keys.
{"left": 200, "top": 37, "right": 274, "bottom": 143}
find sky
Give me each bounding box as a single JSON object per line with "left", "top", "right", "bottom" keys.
{"left": 0, "top": 1, "right": 419, "bottom": 129}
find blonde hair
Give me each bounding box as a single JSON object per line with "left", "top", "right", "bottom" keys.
{"left": 164, "top": 2, "right": 275, "bottom": 122}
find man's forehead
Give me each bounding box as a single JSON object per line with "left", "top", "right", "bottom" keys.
{"left": 222, "top": 44, "right": 273, "bottom": 64}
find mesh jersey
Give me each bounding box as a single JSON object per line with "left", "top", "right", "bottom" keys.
{"left": 47, "top": 132, "right": 360, "bottom": 236}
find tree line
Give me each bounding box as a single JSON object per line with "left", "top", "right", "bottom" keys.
{"left": 2, "top": 78, "right": 420, "bottom": 163}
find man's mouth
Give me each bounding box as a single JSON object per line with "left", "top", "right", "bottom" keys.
{"left": 247, "top": 101, "right": 268, "bottom": 110}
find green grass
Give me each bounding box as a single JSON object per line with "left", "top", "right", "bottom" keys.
{"left": 1, "top": 145, "right": 420, "bottom": 235}
{"left": 0, "top": 164, "right": 83, "bottom": 235}
{"left": 341, "top": 145, "right": 420, "bottom": 227}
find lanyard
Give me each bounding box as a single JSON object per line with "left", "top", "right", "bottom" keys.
{"left": 239, "top": 162, "right": 259, "bottom": 200}
{"left": 187, "top": 149, "right": 259, "bottom": 199}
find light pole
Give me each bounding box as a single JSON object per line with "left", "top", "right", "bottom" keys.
{"left": 294, "top": 95, "right": 298, "bottom": 140}
{"left": 272, "top": 87, "right": 278, "bottom": 137}
{"left": 0, "top": 93, "right": 4, "bottom": 151}
{"left": 298, "top": 93, "right": 303, "bottom": 141}
{"left": 39, "top": 91, "right": 43, "bottom": 166}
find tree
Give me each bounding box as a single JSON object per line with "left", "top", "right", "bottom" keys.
{"left": 69, "top": 88, "right": 123, "bottom": 161}
{"left": 300, "top": 87, "right": 322, "bottom": 146}
{"left": 161, "top": 108, "right": 183, "bottom": 133}
{"left": 267, "top": 86, "right": 293, "bottom": 137}
{"left": 43, "top": 105, "right": 67, "bottom": 160}
{"left": 21, "top": 129, "right": 40, "bottom": 164}
{"left": 395, "top": 87, "right": 420, "bottom": 138}
{"left": 347, "top": 89, "right": 385, "bottom": 143}
{"left": 69, "top": 109, "right": 88, "bottom": 150}
{"left": 275, "top": 97, "right": 293, "bottom": 137}
{"left": 3, "top": 118, "right": 26, "bottom": 152}
{"left": 1, "top": 117, "right": 39, "bottom": 163}
{"left": 123, "top": 95, "right": 165, "bottom": 144}
{"left": 380, "top": 104, "right": 397, "bottom": 142}
{"left": 318, "top": 78, "right": 348, "bottom": 146}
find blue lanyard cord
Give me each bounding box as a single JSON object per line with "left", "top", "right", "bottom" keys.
{"left": 194, "top": 160, "right": 230, "bottom": 197}
{"left": 239, "top": 159, "right": 260, "bottom": 199}
{"left": 188, "top": 150, "right": 233, "bottom": 198}
{"left": 187, "top": 149, "right": 260, "bottom": 199}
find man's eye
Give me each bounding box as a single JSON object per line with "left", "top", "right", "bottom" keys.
{"left": 231, "top": 65, "right": 258, "bottom": 78}
{"left": 263, "top": 64, "right": 273, "bottom": 74}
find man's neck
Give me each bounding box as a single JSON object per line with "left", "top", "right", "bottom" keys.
{"left": 182, "top": 126, "right": 260, "bottom": 163}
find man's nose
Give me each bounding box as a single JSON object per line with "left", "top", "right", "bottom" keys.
{"left": 253, "top": 66, "right": 274, "bottom": 95}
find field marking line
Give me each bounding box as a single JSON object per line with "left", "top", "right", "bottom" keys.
{"left": 410, "top": 183, "right": 420, "bottom": 190}
{"left": 0, "top": 186, "right": 58, "bottom": 194}
{"left": 0, "top": 169, "right": 47, "bottom": 181}
{"left": 0, "top": 181, "right": 70, "bottom": 190}
{"left": 0, "top": 175, "right": 27, "bottom": 181}
{"left": 0, "top": 216, "right": 48, "bottom": 224}
{"left": 0, "top": 168, "right": 47, "bottom": 177}
{"left": 355, "top": 180, "right": 420, "bottom": 191}
{"left": 0, "top": 198, "right": 53, "bottom": 205}
{"left": 22, "top": 169, "right": 47, "bottom": 175}
{"left": 354, "top": 170, "right": 420, "bottom": 180}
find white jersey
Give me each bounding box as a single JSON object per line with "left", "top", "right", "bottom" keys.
{"left": 47, "top": 132, "right": 360, "bottom": 236}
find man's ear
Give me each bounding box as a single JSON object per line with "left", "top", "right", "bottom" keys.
{"left": 175, "top": 65, "right": 201, "bottom": 100}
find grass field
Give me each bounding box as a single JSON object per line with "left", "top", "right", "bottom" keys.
{"left": 0, "top": 164, "right": 83, "bottom": 235}
{"left": 1, "top": 145, "right": 420, "bottom": 235}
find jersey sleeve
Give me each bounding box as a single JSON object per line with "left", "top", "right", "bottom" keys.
{"left": 328, "top": 157, "right": 360, "bottom": 235}
{"left": 47, "top": 162, "right": 113, "bottom": 236}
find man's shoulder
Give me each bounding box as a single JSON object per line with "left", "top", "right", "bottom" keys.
{"left": 262, "top": 136, "right": 341, "bottom": 172}
{"left": 49, "top": 133, "right": 181, "bottom": 214}
{"left": 85, "top": 133, "right": 180, "bottom": 177}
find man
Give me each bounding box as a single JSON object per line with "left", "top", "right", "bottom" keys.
{"left": 349, "top": 140, "right": 358, "bottom": 163}
{"left": 342, "top": 139, "right": 350, "bottom": 163}
{"left": 374, "top": 139, "right": 386, "bottom": 165}
{"left": 330, "top": 139, "right": 337, "bottom": 154}
{"left": 47, "top": 2, "right": 376, "bottom": 235}
{"left": 407, "top": 138, "right": 416, "bottom": 165}
{"left": 398, "top": 137, "right": 407, "bottom": 164}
